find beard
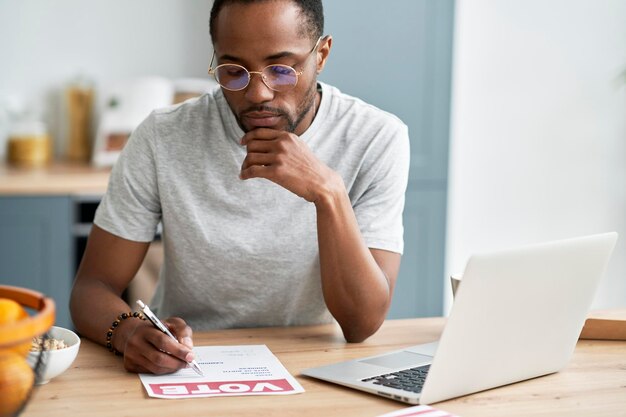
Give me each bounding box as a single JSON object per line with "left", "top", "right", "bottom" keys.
{"left": 235, "top": 80, "right": 319, "bottom": 133}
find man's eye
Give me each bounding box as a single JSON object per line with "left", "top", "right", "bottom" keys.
{"left": 268, "top": 65, "right": 294, "bottom": 76}
{"left": 225, "top": 67, "right": 246, "bottom": 77}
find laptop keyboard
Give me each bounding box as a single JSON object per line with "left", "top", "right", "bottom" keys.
{"left": 361, "top": 364, "right": 430, "bottom": 394}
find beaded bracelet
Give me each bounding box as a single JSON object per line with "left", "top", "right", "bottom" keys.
{"left": 106, "top": 311, "right": 146, "bottom": 356}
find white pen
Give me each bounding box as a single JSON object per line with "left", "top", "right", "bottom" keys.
{"left": 136, "top": 299, "right": 204, "bottom": 376}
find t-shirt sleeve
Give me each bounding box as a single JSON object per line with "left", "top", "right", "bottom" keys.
{"left": 94, "top": 113, "right": 162, "bottom": 242}
{"left": 352, "top": 122, "right": 410, "bottom": 254}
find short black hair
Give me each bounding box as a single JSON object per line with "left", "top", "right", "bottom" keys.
{"left": 210, "top": 0, "right": 324, "bottom": 43}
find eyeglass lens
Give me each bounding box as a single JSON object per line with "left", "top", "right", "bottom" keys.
{"left": 214, "top": 64, "right": 298, "bottom": 92}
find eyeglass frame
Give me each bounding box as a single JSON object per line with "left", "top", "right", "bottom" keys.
{"left": 208, "top": 36, "right": 324, "bottom": 92}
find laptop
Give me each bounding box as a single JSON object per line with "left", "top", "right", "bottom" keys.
{"left": 302, "top": 232, "right": 618, "bottom": 404}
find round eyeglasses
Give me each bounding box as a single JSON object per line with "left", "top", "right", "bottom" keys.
{"left": 211, "top": 64, "right": 304, "bottom": 92}
{"left": 208, "top": 37, "right": 323, "bottom": 92}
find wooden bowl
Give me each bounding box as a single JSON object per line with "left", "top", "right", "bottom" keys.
{"left": 0, "top": 285, "right": 56, "bottom": 349}
{"left": 0, "top": 285, "right": 56, "bottom": 415}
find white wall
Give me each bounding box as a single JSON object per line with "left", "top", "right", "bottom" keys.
{"left": 0, "top": 0, "right": 213, "bottom": 157}
{"left": 446, "top": 0, "right": 626, "bottom": 312}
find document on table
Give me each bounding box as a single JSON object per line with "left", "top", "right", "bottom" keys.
{"left": 139, "top": 344, "right": 304, "bottom": 399}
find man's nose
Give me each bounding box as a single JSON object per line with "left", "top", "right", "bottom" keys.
{"left": 244, "top": 72, "right": 275, "bottom": 103}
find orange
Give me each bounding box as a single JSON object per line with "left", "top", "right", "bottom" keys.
{"left": 0, "top": 298, "right": 31, "bottom": 357}
{"left": 0, "top": 298, "right": 28, "bottom": 324}
{"left": 0, "top": 351, "right": 34, "bottom": 416}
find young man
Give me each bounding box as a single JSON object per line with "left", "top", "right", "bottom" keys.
{"left": 70, "top": 0, "right": 409, "bottom": 375}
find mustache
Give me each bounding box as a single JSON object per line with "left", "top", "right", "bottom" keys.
{"left": 240, "top": 105, "right": 287, "bottom": 117}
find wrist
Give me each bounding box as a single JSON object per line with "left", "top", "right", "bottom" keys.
{"left": 107, "top": 312, "right": 147, "bottom": 355}
{"left": 312, "top": 170, "right": 346, "bottom": 210}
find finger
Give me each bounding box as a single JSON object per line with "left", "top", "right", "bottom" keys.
{"left": 164, "top": 317, "right": 192, "bottom": 339}
{"left": 145, "top": 327, "right": 195, "bottom": 363}
{"left": 240, "top": 164, "right": 275, "bottom": 181}
{"left": 240, "top": 128, "right": 281, "bottom": 145}
{"left": 164, "top": 317, "right": 195, "bottom": 349}
{"left": 180, "top": 336, "right": 194, "bottom": 350}
{"left": 245, "top": 139, "right": 275, "bottom": 153}
{"left": 142, "top": 348, "right": 189, "bottom": 375}
{"left": 241, "top": 153, "right": 276, "bottom": 171}
{"left": 127, "top": 350, "right": 184, "bottom": 375}
{"left": 123, "top": 340, "right": 183, "bottom": 375}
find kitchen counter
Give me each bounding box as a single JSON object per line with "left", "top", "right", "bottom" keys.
{"left": 0, "top": 161, "right": 110, "bottom": 195}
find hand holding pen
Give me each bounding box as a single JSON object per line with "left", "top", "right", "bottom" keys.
{"left": 136, "top": 300, "right": 204, "bottom": 376}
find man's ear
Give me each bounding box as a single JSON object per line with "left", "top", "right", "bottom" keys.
{"left": 316, "top": 35, "right": 332, "bottom": 74}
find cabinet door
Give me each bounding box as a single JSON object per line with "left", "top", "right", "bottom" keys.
{"left": 0, "top": 196, "right": 73, "bottom": 328}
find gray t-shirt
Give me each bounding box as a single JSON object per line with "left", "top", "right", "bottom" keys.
{"left": 94, "top": 82, "right": 410, "bottom": 331}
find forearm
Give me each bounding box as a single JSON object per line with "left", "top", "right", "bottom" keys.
{"left": 314, "top": 176, "right": 392, "bottom": 343}
{"left": 69, "top": 225, "right": 156, "bottom": 352}
{"left": 70, "top": 277, "right": 147, "bottom": 352}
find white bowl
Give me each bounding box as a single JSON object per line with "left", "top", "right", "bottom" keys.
{"left": 27, "top": 326, "right": 80, "bottom": 384}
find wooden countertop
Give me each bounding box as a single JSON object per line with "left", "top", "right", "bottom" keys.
{"left": 21, "top": 317, "right": 626, "bottom": 417}
{"left": 0, "top": 162, "right": 110, "bottom": 195}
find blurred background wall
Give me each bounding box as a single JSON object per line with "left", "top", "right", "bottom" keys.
{"left": 446, "top": 0, "right": 626, "bottom": 312}
{"left": 0, "top": 0, "right": 213, "bottom": 158}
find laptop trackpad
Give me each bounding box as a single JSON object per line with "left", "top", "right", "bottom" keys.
{"left": 359, "top": 351, "right": 432, "bottom": 369}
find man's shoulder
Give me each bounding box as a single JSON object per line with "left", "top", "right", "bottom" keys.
{"left": 130, "top": 86, "right": 232, "bottom": 149}
{"left": 321, "top": 82, "right": 407, "bottom": 131}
